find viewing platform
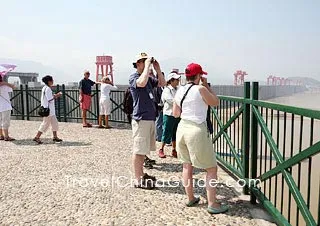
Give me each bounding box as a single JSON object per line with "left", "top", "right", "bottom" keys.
{"left": 0, "top": 120, "right": 276, "bottom": 226}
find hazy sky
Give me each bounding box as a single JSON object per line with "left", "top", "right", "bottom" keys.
{"left": 1, "top": 0, "right": 320, "bottom": 84}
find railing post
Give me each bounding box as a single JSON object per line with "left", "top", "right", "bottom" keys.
{"left": 62, "top": 84, "right": 67, "bottom": 122}
{"left": 250, "top": 82, "right": 259, "bottom": 204}
{"left": 243, "top": 82, "right": 250, "bottom": 195}
{"left": 25, "top": 85, "right": 30, "bottom": 121}
{"left": 20, "top": 84, "right": 25, "bottom": 120}
{"left": 56, "top": 84, "right": 61, "bottom": 122}
{"left": 95, "top": 84, "right": 100, "bottom": 124}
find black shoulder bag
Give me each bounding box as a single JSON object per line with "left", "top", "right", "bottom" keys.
{"left": 180, "top": 83, "right": 195, "bottom": 111}
{"left": 38, "top": 87, "right": 50, "bottom": 117}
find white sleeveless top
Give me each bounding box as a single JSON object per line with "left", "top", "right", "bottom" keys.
{"left": 174, "top": 84, "right": 208, "bottom": 124}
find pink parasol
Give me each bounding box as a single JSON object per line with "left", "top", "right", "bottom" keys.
{"left": 0, "top": 64, "right": 17, "bottom": 77}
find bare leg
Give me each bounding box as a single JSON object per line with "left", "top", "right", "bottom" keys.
{"left": 3, "top": 129, "right": 9, "bottom": 138}
{"left": 172, "top": 141, "right": 176, "bottom": 150}
{"left": 98, "top": 115, "right": 103, "bottom": 127}
{"left": 105, "top": 115, "right": 109, "bottom": 127}
{"left": 183, "top": 163, "right": 194, "bottom": 202}
{"left": 53, "top": 131, "right": 58, "bottom": 138}
{"left": 206, "top": 167, "right": 220, "bottom": 208}
{"left": 133, "top": 154, "right": 145, "bottom": 182}
{"left": 35, "top": 131, "right": 42, "bottom": 139}
{"left": 0, "top": 129, "right": 4, "bottom": 137}
{"left": 82, "top": 110, "right": 87, "bottom": 125}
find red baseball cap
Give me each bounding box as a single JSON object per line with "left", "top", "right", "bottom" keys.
{"left": 185, "top": 63, "right": 207, "bottom": 77}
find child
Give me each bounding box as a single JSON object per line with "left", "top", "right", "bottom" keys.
{"left": 33, "top": 75, "right": 62, "bottom": 144}
{"left": 0, "top": 76, "right": 15, "bottom": 141}
{"left": 98, "top": 76, "right": 118, "bottom": 128}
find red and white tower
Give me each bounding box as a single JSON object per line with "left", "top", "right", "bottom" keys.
{"left": 95, "top": 55, "right": 114, "bottom": 82}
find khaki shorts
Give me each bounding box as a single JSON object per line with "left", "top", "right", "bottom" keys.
{"left": 132, "top": 120, "right": 156, "bottom": 155}
{"left": 176, "top": 119, "right": 217, "bottom": 169}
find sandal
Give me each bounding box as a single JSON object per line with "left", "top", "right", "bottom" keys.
{"left": 97, "top": 125, "right": 105, "bottom": 129}
{"left": 186, "top": 197, "right": 200, "bottom": 207}
{"left": 53, "top": 137, "right": 63, "bottom": 142}
{"left": 0, "top": 136, "right": 4, "bottom": 140}
{"left": 33, "top": 137, "right": 43, "bottom": 144}
{"left": 83, "top": 123, "right": 93, "bottom": 128}
{"left": 4, "top": 137, "right": 16, "bottom": 141}
{"left": 207, "top": 204, "right": 229, "bottom": 214}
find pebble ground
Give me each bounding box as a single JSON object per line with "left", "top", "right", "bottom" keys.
{"left": 0, "top": 120, "right": 276, "bottom": 226}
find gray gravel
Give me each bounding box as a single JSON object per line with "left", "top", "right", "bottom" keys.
{"left": 0, "top": 120, "right": 274, "bottom": 226}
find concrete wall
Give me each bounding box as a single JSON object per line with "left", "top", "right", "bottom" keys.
{"left": 210, "top": 85, "right": 307, "bottom": 100}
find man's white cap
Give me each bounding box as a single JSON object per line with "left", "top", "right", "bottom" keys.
{"left": 167, "top": 72, "right": 181, "bottom": 82}
{"left": 133, "top": 52, "right": 148, "bottom": 63}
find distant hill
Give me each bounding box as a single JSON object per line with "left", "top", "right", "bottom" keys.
{"left": 288, "top": 77, "right": 320, "bottom": 87}
{"left": 0, "top": 58, "right": 70, "bottom": 83}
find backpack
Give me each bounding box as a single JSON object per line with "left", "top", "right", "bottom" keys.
{"left": 123, "top": 88, "right": 133, "bottom": 115}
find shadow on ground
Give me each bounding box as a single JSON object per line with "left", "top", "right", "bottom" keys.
{"left": 153, "top": 162, "right": 205, "bottom": 175}
{"left": 11, "top": 139, "right": 92, "bottom": 147}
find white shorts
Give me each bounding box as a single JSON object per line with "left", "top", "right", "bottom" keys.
{"left": 0, "top": 110, "right": 11, "bottom": 130}
{"left": 38, "top": 116, "right": 59, "bottom": 133}
{"left": 99, "top": 99, "right": 112, "bottom": 115}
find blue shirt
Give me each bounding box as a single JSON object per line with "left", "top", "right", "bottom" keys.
{"left": 79, "top": 78, "right": 95, "bottom": 95}
{"left": 129, "top": 72, "right": 158, "bottom": 121}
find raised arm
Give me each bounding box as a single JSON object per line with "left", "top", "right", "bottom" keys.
{"left": 136, "top": 58, "right": 153, "bottom": 88}
{"left": 199, "top": 78, "right": 219, "bottom": 107}
{"left": 0, "top": 82, "right": 15, "bottom": 89}
{"left": 152, "top": 60, "right": 166, "bottom": 87}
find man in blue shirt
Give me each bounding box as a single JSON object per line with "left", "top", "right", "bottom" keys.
{"left": 79, "top": 70, "right": 96, "bottom": 127}
{"left": 129, "top": 52, "right": 166, "bottom": 189}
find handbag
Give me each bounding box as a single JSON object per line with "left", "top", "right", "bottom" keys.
{"left": 38, "top": 87, "right": 50, "bottom": 117}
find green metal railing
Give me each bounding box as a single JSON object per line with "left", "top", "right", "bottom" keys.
{"left": 211, "top": 82, "right": 320, "bottom": 226}
{"left": 10, "top": 84, "right": 130, "bottom": 124}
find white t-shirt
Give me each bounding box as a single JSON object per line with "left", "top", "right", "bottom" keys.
{"left": 0, "top": 85, "right": 13, "bottom": 112}
{"left": 100, "top": 83, "right": 118, "bottom": 100}
{"left": 174, "top": 84, "right": 208, "bottom": 124}
{"left": 41, "top": 85, "right": 55, "bottom": 116}
{"left": 161, "top": 85, "right": 177, "bottom": 116}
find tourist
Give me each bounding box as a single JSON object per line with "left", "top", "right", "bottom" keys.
{"left": 158, "top": 72, "right": 181, "bottom": 158}
{"left": 98, "top": 76, "right": 118, "bottom": 128}
{"left": 33, "top": 75, "right": 63, "bottom": 144}
{"left": 0, "top": 76, "right": 15, "bottom": 141}
{"left": 79, "top": 70, "right": 96, "bottom": 127}
{"left": 173, "top": 63, "right": 229, "bottom": 214}
{"left": 129, "top": 52, "right": 166, "bottom": 189}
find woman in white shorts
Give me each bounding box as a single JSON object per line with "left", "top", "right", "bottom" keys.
{"left": 98, "top": 76, "right": 118, "bottom": 128}
{"left": 0, "top": 76, "right": 15, "bottom": 141}
{"left": 173, "top": 63, "right": 229, "bottom": 214}
{"left": 33, "top": 75, "right": 62, "bottom": 144}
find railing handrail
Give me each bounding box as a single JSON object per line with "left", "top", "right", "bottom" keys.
{"left": 217, "top": 95, "right": 320, "bottom": 120}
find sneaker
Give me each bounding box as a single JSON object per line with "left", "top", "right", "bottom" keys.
{"left": 143, "top": 161, "right": 153, "bottom": 169}
{"left": 145, "top": 156, "right": 156, "bottom": 165}
{"left": 158, "top": 149, "right": 166, "bottom": 158}
{"left": 134, "top": 179, "right": 155, "bottom": 190}
{"left": 172, "top": 149, "right": 177, "bottom": 158}
{"left": 143, "top": 173, "right": 156, "bottom": 182}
